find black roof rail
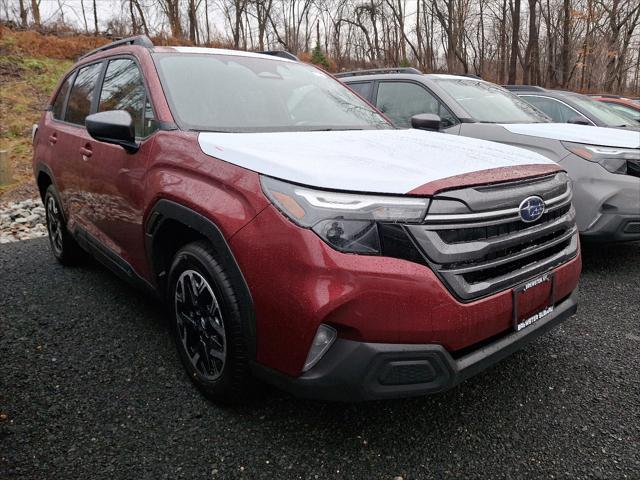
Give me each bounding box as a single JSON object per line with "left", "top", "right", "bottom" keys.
{"left": 79, "top": 35, "right": 154, "bottom": 60}
{"left": 503, "top": 84, "right": 546, "bottom": 92}
{"left": 334, "top": 67, "right": 422, "bottom": 78}
{"left": 258, "top": 50, "right": 299, "bottom": 61}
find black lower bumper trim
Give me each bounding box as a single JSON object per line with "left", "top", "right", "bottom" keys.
{"left": 581, "top": 214, "right": 640, "bottom": 243}
{"left": 252, "top": 289, "right": 578, "bottom": 401}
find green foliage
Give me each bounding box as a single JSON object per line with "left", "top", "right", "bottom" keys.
{"left": 310, "top": 43, "right": 330, "bottom": 70}
{"left": 399, "top": 58, "right": 411, "bottom": 68}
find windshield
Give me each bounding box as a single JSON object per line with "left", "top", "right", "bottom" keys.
{"left": 605, "top": 103, "right": 640, "bottom": 124}
{"left": 153, "top": 53, "right": 391, "bottom": 132}
{"left": 433, "top": 78, "right": 550, "bottom": 123}
{"left": 568, "top": 94, "right": 638, "bottom": 127}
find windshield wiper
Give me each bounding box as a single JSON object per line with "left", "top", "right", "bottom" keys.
{"left": 306, "top": 127, "right": 365, "bottom": 131}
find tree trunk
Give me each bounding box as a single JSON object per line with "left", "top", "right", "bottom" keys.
{"left": 18, "top": 0, "right": 28, "bottom": 28}
{"left": 523, "top": 0, "right": 537, "bottom": 84}
{"left": 93, "top": 0, "right": 98, "bottom": 34}
{"left": 499, "top": 0, "right": 507, "bottom": 83}
{"left": 133, "top": 0, "right": 149, "bottom": 36}
{"left": 188, "top": 0, "right": 197, "bottom": 43}
{"left": 80, "top": 0, "right": 89, "bottom": 33}
{"left": 560, "top": 0, "right": 571, "bottom": 87}
{"left": 204, "top": 0, "right": 211, "bottom": 45}
{"left": 129, "top": 0, "right": 138, "bottom": 34}
{"left": 30, "top": 0, "right": 41, "bottom": 29}
{"left": 508, "top": 0, "right": 521, "bottom": 84}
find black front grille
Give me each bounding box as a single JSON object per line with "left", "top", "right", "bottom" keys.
{"left": 406, "top": 172, "right": 579, "bottom": 301}
{"left": 462, "top": 237, "right": 572, "bottom": 284}
{"left": 437, "top": 204, "right": 571, "bottom": 244}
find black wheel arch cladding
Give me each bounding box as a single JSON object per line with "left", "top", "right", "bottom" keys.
{"left": 145, "top": 199, "right": 257, "bottom": 362}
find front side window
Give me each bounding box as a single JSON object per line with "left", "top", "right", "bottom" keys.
{"left": 376, "top": 81, "right": 458, "bottom": 128}
{"left": 51, "top": 74, "right": 73, "bottom": 120}
{"left": 99, "top": 58, "right": 156, "bottom": 137}
{"left": 66, "top": 63, "right": 103, "bottom": 126}
{"left": 153, "top": 53, "right": 390, "bottom": 132}
{"left": 347, "top": 82, "right": 373, "bottom": 101}
{"left": 433, "top": 78, "right": 549, "bottom": 123}
{"left": 521, "top": 95, "right": 588, "bottom": 123}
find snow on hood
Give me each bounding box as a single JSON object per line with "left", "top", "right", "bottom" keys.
{"left": 500, "top": 123, "right": 640, "bottom": 148}
{"left": 198, "top": 129, "right": 555, "bottom": 194}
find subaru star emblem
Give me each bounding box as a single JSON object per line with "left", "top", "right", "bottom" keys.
{"left": 519, "top": 196, "right": 545, "bottom": 223}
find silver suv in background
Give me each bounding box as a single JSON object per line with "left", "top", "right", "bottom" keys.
{"left": 504, "top": 85, "right": 640, "bottom": 130}
{"left": 339, "top": 70, "right": 640, "bottom": 242}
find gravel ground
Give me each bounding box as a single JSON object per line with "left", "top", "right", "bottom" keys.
{"left": 1, "top": 239, "right": 639, "bottom": 480}
{"left": 0, "top": 199, "right": 47, "bottom": 244}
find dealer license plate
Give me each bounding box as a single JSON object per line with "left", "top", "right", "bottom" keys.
{"left": 512, "top": 273, "right": 555, "bottom": 332}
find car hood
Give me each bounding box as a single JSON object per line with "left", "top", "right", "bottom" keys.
{"left": 500, "top": 123, "right": 640, "bottom": 148}
{"left": 198, "top": 129, "right": 556, "bottom": 194}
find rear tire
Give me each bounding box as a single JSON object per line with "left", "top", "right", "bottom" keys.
{"left": 44, "top": 185, "right": 84, "bottom": 265}
{"left": 167, "top": 241, "right": 253, "bottom": 404}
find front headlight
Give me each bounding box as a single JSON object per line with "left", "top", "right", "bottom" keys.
{"left": 562, "top": 141, "right": 640, "bottom": 174}
{"left": 260, "top": 176, "right": 429, "bottom": 254}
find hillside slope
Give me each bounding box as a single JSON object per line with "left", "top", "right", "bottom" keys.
{"left": 0, "top": 28, "right": 107, "bottom": 198}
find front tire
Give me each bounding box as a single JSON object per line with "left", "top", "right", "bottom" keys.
{"left": 44, "top": 185, "right": 83, "bottom": 265}
{"left": 167, "top": 241, "right": 253, "bottom": 404}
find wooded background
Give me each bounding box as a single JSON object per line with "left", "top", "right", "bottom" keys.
{"left": 3, "top": 0, "right": 640, "bottom": 94}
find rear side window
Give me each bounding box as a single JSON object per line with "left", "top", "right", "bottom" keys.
{"left": 99, "top": 58, "right": 156, "bottom": 137}
{"left": 66, "top": 63, "right": 103, "bottom": 126}
{"left": 51, "top": 75, "right": 73, "bottom": 120}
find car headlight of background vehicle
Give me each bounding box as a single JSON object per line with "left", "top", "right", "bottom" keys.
{"left": 562, "top": 141, "right": 640, "bottom": 174}
{"left": 261, "top": 176, "right": 429, "bottom": 254}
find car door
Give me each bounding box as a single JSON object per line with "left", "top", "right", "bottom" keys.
{"left": 83, "top": 57, "right": 158, "bottom": 272}
{"left": 52, "top": 61, "right": 104, "bottom": 233}
{"left": 373, "top": 81, "right": 459, "bottom": 130}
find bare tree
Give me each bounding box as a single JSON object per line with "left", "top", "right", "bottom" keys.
{"left": 508, "top": 0, "right": 521, "bottom": 83}
{"left": 30, "top": 0, "right": 41, "bottom": 29}
{"left": 18, "top": 0, "right": 28, "bottom": 28}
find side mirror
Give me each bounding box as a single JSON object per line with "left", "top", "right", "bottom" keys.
{"left": 411, "top": 113, "right": 441, "bottom": 131}
{"left": 567, "top": 116, "right": 590, "bottom": 126}
{"left": 85, "top": 110, "right": 139, "bottom": 153}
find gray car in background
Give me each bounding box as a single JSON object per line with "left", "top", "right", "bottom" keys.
{"left": 339, "top": 70, "right": 640, "bottom": 242}
{"left": 504, "top": 85, "right": 640, "bottom": 130}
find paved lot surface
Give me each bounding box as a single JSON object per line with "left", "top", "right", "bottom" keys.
{"left": 1, "top": 238, "right": 639, "bottom": 479}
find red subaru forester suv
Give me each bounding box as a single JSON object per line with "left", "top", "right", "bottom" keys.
{"left": 33, "top": 36, "right": 581, "bottom": 403}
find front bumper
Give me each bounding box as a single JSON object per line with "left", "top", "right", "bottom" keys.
{"left": 231, "top": 204, "right": 582, "bottom": 377}
{"left": 580, "top": 214, "right": 640, "bottom": 242}
{"left": 254, "top": 289, "right": 578, "bottom": 401}
{"left": 560, "top": 153, "right": 640, "bottom": 242}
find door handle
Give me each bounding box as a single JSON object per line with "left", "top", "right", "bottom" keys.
{"left": 48, "top": 133, "right": 57, "bottom": 144}
{"left": 80, "top": 144, "right": 93, "bottom": 160}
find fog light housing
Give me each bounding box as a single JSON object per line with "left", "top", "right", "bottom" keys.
{"left": 302, "top": 324, "right": 337, "bottom": 372}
